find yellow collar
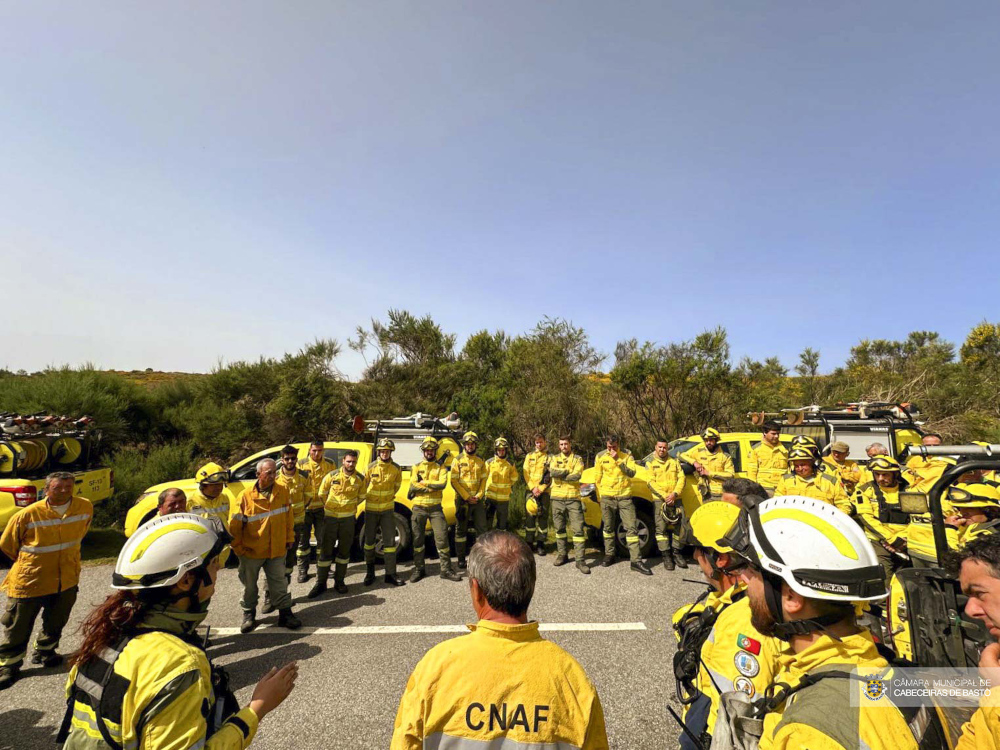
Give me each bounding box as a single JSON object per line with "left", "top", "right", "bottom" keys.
{"left": 467, "top": 619, "right": 541, "bottom": 641}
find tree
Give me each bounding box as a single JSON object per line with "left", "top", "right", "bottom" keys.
{"left": 795, "top": 348, "right": 821, "bottom": 404}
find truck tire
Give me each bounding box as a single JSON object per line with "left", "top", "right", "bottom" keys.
{"left": 615, "top": 505, "right": 655, "bottom": 558}
{"left": 355, "top": 511, "right": 412, "bottom": 562}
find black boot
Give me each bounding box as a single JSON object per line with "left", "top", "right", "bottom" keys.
{"left": 598, "top": 554, "right": 614, "bottom": 568}
{"left": 334, "top": 577, "right": 349, "bottom": 595}
{"left": 364, "top": 562, "right": 376, "bottom": 586}
{"left": 673, "top": 551, "right": 689, "bottom": 569}
{"left": 663, "top": 553, "right": 675, "bottom": 571}
{"left": 576, "top": 558, "right": 591, "bottom": 575}
{"left": 409, "top": 567, "right": 426, "bottom": 584}
{"left": 297, "top": 561, "right": 310, "bottom": 583}
{"left": 31, "top": 651, "right": 64, "bottom": 668}
{"left": 240, "top": 610, "right": 257, "bottom": 634}
{"left": 631, "top": 560, "right": 653, "bottom": 576}
{"left": 261, "top": 589, "right": 275, "bottom": 614}
{"left": 0, "top": 665, "right": 20, "bottom": 691}
{"left": 278, "top": 608, "right": 302, "bottom": 630}
{"left": 307, "top": 576, "right": 328, "bottom": 599}
{"left": 440, "top": 569, "right": 462, "bottom": 582}
{"left": 385, "top": 574, "right": 406, "bottom": 587}
{"left": 536, "top": 542, "right": 547, "bottom": 557}
{"left": 458, "top": 556, "right": 467, "bottom": 570}
{"left": 553, "top": 554, "right": 569, "bottom": 566}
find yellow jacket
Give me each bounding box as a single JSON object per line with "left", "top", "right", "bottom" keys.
{"left": 319, "top": 468, "right": 366, "bottom": 518}
{"left": 775, "top": 471, "right": 850, "bottom": 514}
{"left": 905, "top": 457, "right": 954, "bottom": 493}
{"left": 391, "top": 619, "right": 608, "bottom": 750}
{"left": 747, "top": 442, "right": 788, "bottom": 490}
{"left": 297, "top": 456, "right": 336, "bottom": 510}
{"left": 451, "top": 453, "right": 487, "bottom": 501}
{"left": 275, "top": 468, "right": 308, "bottom": 524}
{"left": 593, "top": 449, "right": 637, "bottom": 499}
{"left": 822, "top": 456, "right": 862, "bottom": 489}
{"left": 365, "top": 459, "right": 402, "bottom": 513}
{"left": 63, "top": 627, "right": 258, "bottom": 750}
{"left": 681, "top": 445, "right": 735, "bottom": 495}
{"left": 485, "top": 457, "right": 518, "bottom": 502}
{"left": 229, "top": 482, "right": 294, "bottom": 559}
{"left": 522, "top": 450, "right": 550, "bottom": 493}
{"left": 958, "top": 692, "right": 1000, "bottom": 749}
{"left": 549, "top": 453, "right": 585, "bottom": 500}
{"left": 759, "top": 630, "right": 917, "bottom": 750}
{"left": 187, "top": 488, "right": 230, "bottom": 529}
{"left": 410, "top": 460, "right": 450, "bottom": 505}
{"left": 852, "top": 481, "right": 908, "bottom": 545}
{"left": 646, "top": 456, "right": 685, "bottom": 501}
{"left": 0, "top": 496, "right": 92, "bottom": 598}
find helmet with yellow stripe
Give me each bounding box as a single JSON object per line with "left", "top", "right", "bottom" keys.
{"left": 722, "top": 495, "right": 886, "bottom": 638}
{"left": 113, "top": 513, "right": 228, "bottom": 590}
{"left": 948, "top": 482, "right": 1000, "bottom": 509}
{"left": 701, "top": 427, "right": 721, "bottom": 441}
{"left": 868, "top": 455, "right": 902, "bottom": 473}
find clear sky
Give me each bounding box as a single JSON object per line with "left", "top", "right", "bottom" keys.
{"left": 4, "top": 2, "right": 998, "bottom": 378}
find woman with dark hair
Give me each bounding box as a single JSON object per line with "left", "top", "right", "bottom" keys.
{"left": 59, "top": 514, "right": 297, "bottom": 749}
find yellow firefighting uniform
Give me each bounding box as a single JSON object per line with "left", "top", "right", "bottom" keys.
{"left": 522, "top": 450, "right": 551, "bottom": 547}
{"left": 484, "top": 456, "right": 518, "bottom": 530}
{"left": 451, "top": 452, "right": 488, "bottom": 561}
{"left": 680, "top": 445, "right": 735, "bottom": 499}
{"left": 275, "top": 467, "right": 308, "bottom": 576}
{"left": 852, "top": 480, "right": 910, "bottom": 581}
{"left": 549, "top": 452, "right": 586, "bottom": 558}
{"left": 187, "top": 487, "right": 230, "bottom": 529}
{"left": 747, "top": 442, "right": 789, "bottom": 493}
{"left": 0, "top": 496, "right": 92, "bottom": 667}
{"left": 230, "top": 482, "right": 295, "bottom": 613}
{"left": 317, "top": 468, "right": 365, "bottom": 584}
{"left": 774, "top": 471, "right": 851, "bottom": 514}
{"left": 958, "top": 691, "right": 1000, "bottom": 749}
{"left": 593, "top": 449, "right": 640, "bottom": 560}
{"left": 296, "top": 455, "right": 336, "bottom": 575}
{"left": 409, "top": 460, "right": 454, "bottom": 573}
{"left": 758, "top": 631, "right": 917, "bottom": 750}
{"left": 823, "top": 456, "right": 862, "bottom": 492}
{"left": 391, "top": 619, "right": 608, "bottom": 749}
{"left": 364, "top": 458, "right": 403, "bottom": 576}
{"left": 905, "top": 457, "right": 955, "bottom": 493}
{"left": 646, "top": 455, "right": 687, "bottom": 554}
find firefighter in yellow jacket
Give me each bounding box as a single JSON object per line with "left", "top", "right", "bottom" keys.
{"left": 296, "top": 440, "right": 336, "bottom": 581}
{"left": 409, "top": 437, "right": 461, "bottom": 583}
{"left": 681, "top": 428, "right": 735, "bottom": 501}
{"left": 746, "top": 421, "right": 788, "bottom": 496}
{"left": 485, "top": 437, "right": 518, "bottom": 530}
{"left": 310, "top": 450, "right": 366, "bottom": 598}
{"left": 647, "top": 438, "right": 688, "bottom": 570}
{"left": 392, "top": 530, "right": 608, "bottom": 750}
{"left": 363, "top": 438, "right": 405, "bottom": 587}
{"left": 823, "top": 441, "right": 862, "bottom": 494}
{"left": 548, "top": 435, "right": 589, "bottom": 574}
{"left": 230, "top": 458, "right": 300, "bottom": 633}
{"left": 0, "top": 472, "right": 92, "bottom": 690}
{"left": 60, "top": 513, "right": 297, "bottom": 748}
{"left": 522, "top": 433, "right": 551, "bottom": 555}
{"left": 271, "top": 445, "right": 308, "bottom": 612}
{"left": 188, "top": 462, "right": 231, "bottom": 528}
{"left": 451, "top": 431, "right": 488, "bottom": 569}
{"left": 774, "top": 448, "right": 850, "bottom": 514}
{"left": 852, "top": 455, "right": 911, "bottom": 582}
{"left": 593, "top": 436, "right": 652, "bottom": 575}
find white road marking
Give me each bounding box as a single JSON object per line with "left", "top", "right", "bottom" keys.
{"left": 209, "top": 622, "right": 647, "bottom": 635}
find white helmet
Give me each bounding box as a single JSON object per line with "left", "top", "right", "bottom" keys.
{"left": 722, "top": 495, "right": 886, "bottom": 637}
{"left": 113, "top": 513, "right": 227, "bottom": 590}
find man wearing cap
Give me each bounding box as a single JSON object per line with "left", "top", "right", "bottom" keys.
{"left": 681, "top": 429, "right": 734, "bottom": 502}
{"left": 775, "top": 448, "right": 850, "bottom": 513}
{"left": 852, "top": 455, "right": 911, "bottom": 581}
{"left": 823, "top": 441, "right": 862, "bottom": 494}
{"left": 451, "top": 432, "right": 488, "bottom": 570}
{"left": 363, "top": 438, "right": 405, "bottom": 587}
{"left": 409, "top": 438, "right": 461, "bottom": 583}
{"left": 746, "top": 422, "right": 787, "bottom": 498}
{"left": 593, "top": 436, "right": 651, "bottom": 575}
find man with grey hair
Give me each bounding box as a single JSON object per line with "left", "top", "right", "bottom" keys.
{"left": 230, "top": 458, "right": 301, "bottom": 633}
{"left": 858, "top": 442, "right": 891, "bottom": 487}
{"left": 392, "top": 531, "right": 608, "bottom": 749}
{"left": 157, "top": 488, "right": 187, "bottom": 516}
{"left": 0, "top": 472, "right": 92, "bottom": 689}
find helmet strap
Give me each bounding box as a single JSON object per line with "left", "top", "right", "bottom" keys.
{"left": 763, "top": 570, "right": 850, "bottom": 640}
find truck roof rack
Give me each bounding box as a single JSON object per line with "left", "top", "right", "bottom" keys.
{"left": 749, "top": 402, "right": 920, "bottom": 425}
{"left": 362, "top": 412, "right": 464, "bottom": 439}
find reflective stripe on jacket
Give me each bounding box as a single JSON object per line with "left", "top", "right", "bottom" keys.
{"left": 297, "top": 456, "right": 336, "bottom": 510}
{"left": 522, "top": 451, "right": 550, "bottom": 493}
{"left": 775, "top": 472, "right": 850, "bottom": 514}
{"left": 680, "top": 445, "right": 735, "bottom": 495}
{"left": 747, "top": 443, "right": 788, "bottom": 490}
{"left": 391, "top": 620, "right": 608, "bottom": 750}
{"left": 63, "top": 630, "right": 258, "bottom": 750}
{"left": 0, "top": 496, "right": 92, "bottom": 598}
{"left": 365, "top": 459, "right": 402, "bottom": 513}
{"left": 187, "top": 488, "right": 231, "bottom": 529}
{"left": 759, "top": 631, "right": 917, "bottom": 750}
{"left": 319, "top": 468, "right": 366, "bottom": 517}
{"left": 485, "top": 457, "right": 518, "bottom": 502}
{"left": 275, "top": 468, "right": 308, "bottom": 524}
{"left": 852, "top": 482, "right": 908, "bottom": 545}
{"left": 229, "top": 482, "right": 294, "bottom": 559}
{"left": 646, "top": 456, "right": 685, "bottom": 500}
{"left": 593, "top": 449, "right": 637, "bottom": 499}
{"left": 410, "top": 461, "right": 449, "bottom": 506}
{"left": 451, "top": 454, "right": 487, "bottom": 501}
{"left": 549, "top": 453, "right": 585, "bottom": 500}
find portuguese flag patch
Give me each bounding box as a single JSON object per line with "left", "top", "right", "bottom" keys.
{"left": 737, "top": 633, "right": 761, "bottom": 655}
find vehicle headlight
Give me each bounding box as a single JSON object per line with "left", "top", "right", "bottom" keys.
{"left": 580, "top": 483, "right": 596, "bottom": 498}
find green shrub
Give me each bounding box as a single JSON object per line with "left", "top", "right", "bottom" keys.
{"left": 98, "top": 442, "right": 197, "bottom": 527}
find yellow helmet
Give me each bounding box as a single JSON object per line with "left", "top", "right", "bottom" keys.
{"left": 494, "top": 437, "right": 509, "bottom": 450}
{"left": 947, "top": 483, "right": 1000, "bottom": 509}
{"left": 791, "top": 435, "right": 818, "bottom": 448}
{"left": 525, "top": 497, "right": 539, "bottom": 517}
{"left": 689, "top": 502, "right": 741, "bottom": 553}
{"left": 376, "top": 438, "right": 395, "bottom": 451}
{"left": 462, "top": 431, "right": 479, "bottom": 444}
{"left": 195, "top": 462, "right": 229, "bottom": 485}
{"left": 868, "top": 455, "right": 902, "bottom": 473}
{"left": 788, "top": 448, "right": 816, "bottom": 462}
{"left": 420, "top": 437, "right": 439, "bottom": 451}
{"left": 702, "top": 428, "right": 721, "bottom": 441}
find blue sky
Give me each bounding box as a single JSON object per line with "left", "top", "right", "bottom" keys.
{"left": 4, "top": 2, "right": 998, "bottom": 378}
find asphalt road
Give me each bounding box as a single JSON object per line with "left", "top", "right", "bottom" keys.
{"left": 0, "top": 551, "right": 706, "bottom": 750}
